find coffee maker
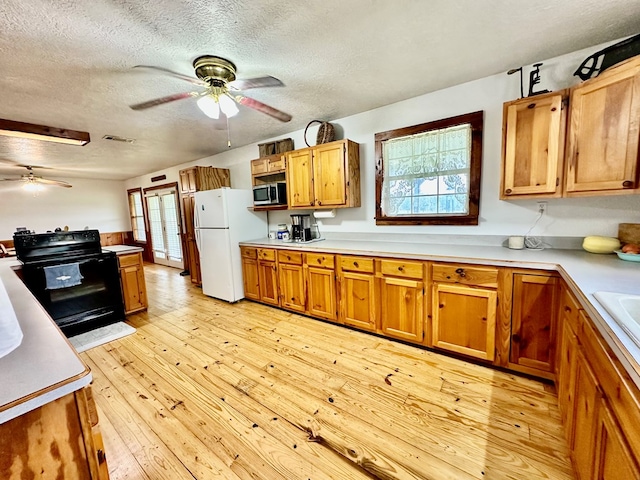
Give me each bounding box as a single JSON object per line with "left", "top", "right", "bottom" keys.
{"left": 290, "top": 214, "right": 312, "bottom": 242}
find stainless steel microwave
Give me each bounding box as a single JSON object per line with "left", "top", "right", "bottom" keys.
{"left": 253, "top": 182, "right": 287, "bottom": 206}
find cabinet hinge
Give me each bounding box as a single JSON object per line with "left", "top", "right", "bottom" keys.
{"left": 556, "top": 177, "right": 560, "bottom": 186}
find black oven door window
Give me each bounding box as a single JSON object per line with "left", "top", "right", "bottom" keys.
{"left": 21, "top": 254, "right": 124, "bottom": 333}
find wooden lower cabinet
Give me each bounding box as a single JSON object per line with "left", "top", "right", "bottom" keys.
{"left": 0, "top": 387, "right": 109, "bottom": 479}
{"left": 509, "top": 273, "right": 559, "bottom": 374}
{"left": 305, "top": 253, "right": 337, "bottom": 321}
{"left": 118, "top": 252, "right": 148, "bottom": 314}
{"left": 432, "top": 283, "right": 497, "bottom": 361}
{"left": 593, "top": 398, "right": 640, "bottom": 479}
{"left": 240, "top": 247, "right": 260, "bottom": 301}
{"left": 379, "top": 275, "right": 424, "bottom": 343}
{"left": 257, "top": 249, "right": 279, "bottom": 306}
{"left": 279, "top": 263, "right": 306, "bottom": 312}
{"left": 339, "top": 271, "right": 376, "bottom": 331}
{"left": 557, "top": 320, "right": 579, "bottom": 430}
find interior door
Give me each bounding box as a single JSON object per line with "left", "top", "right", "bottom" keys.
{"left": 146, "top": 188, "right": 183, "bottom": 269}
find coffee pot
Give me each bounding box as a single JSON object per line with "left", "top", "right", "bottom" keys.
{"left": 290, "top": 214, "right": 312, "bottom": 242}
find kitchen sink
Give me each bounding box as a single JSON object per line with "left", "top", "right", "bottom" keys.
{"left": 594, "top": 291, "right": 640, "bottom": 347}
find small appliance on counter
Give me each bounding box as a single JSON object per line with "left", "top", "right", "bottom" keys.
{"left": 291, "top": 214, "right": 312, "bottom": 242}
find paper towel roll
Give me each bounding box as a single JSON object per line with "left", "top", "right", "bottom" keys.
{"left": 313, "top": 209, "right": 336, "bottom": 219}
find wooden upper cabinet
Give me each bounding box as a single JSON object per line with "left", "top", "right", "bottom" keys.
{"left": 287, "top": 139, "right": 361, "bottom": 209}
{"left": 179, "top": 166, "right": 231, "bottom": 193}
{"left": 565, "top": 56, "right": 640, "bottom": 195}
{"left": 510, "top": 273, "right": 559, "bottom": 374}
{"left": 501, "top": 90, "right": 567, "bottom": 199}
{"left": 287, "top": 148, "right": 314, "bottom": 208}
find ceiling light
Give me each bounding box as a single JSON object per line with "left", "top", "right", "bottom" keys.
{"left": 22, "top": 180, "right": 43, "bottom": 192}
{"left": 196, "top": 94, "right": 239, "bottom": 119}
{"left": 0, "top": 119, "right": 90, "bottom": 146}
{"left": 197, "top": 96, "right": 220, "bottom": 119}
{"left": 219, "top": 94, "right": 239, "bottom": 118}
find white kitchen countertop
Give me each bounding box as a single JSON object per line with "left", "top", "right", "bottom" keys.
{"left": 102, "top": 244, "right": 144, "bottom": 255}
{"left": 241, "top": 237, "right": 640, "bottom": 386}
{"left": 0, "top": 258, "right": 91, "bottom": 424}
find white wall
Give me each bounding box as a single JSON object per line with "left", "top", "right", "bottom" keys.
{"left": 125, "top": 39, "right": 640, "bottom": 239}
{"left": 0, "top": 178, "right": 129, "bottom": 239}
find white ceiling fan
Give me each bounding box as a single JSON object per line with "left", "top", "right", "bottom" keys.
{"left": 1, "top": 166, "right": 72, "bottom": 190}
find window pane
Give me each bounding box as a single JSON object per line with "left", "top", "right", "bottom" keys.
{"left": 414, "top": 195, "right": 437, "bottom": 214}
{"left": 135, "top": 217, "right": 146, "bottom": 242}
{"left": 438, "top": 194, "right": 468, "bottom": 214}
{"left": 413, "top": 177, "right": 438, "bottom": 196}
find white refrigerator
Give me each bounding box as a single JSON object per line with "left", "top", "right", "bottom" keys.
{"left": 194, "top": 188, "right": 267, "bottom": 302}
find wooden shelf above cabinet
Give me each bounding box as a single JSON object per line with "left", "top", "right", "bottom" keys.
{"left": 248, "top": 204, "right": 289, "bottom": 212}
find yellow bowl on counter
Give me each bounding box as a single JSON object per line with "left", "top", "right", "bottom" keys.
{"left": 582, "top": 236, "right": 621, "bottom": 254}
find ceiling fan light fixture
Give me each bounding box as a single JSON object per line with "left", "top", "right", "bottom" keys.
{"left": 22, "top": 179, "right": 43, "bottom": 192}
{"left": 197, "top": 95, "right": 220, "bottom": 119}
{"left": 219, "top": 94, "right": 239, "bottom": 118}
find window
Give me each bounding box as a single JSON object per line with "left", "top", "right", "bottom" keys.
{"left": 375, "top": 111, "right": 483, "bottom": 225}
{"left": 127, "top": 188, "right": 147, "bottom": 242}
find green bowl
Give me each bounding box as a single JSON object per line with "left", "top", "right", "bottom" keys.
{"left": 614, "top": 250, "right": 640, "bottom": 262}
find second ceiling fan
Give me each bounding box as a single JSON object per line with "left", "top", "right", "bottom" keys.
{"left": 130, "top": 56, "right": 292, "bottom": 123}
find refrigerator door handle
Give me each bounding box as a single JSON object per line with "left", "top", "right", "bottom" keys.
{"left": 193, "top": 201, "right": 200, "bottom": 230}
{"left": 195, "top": 227, "right": 201, "bottom": 252}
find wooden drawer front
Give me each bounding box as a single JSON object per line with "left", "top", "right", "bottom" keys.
{"left": 431, "top": 264, "right": 498, "bottom": 288}
{"left": 251, "top": 159, "right": 268, "bottom": 175}
{"left": 340, "top": 256, "right": 374, "bottom": 273}
{"left": 118, "top": 252, "right": 141, "bottom": 268}
{"left": 257, "top": 248, "right": 276, "bottom": 261}
{"left": 560, "top": 286, "right": 581, "bottom": 332}
{"left": 380, "top": 259, "right": 424, "bottom": 279}
{"left": 268, "top": 156, "right": 286, "bottom": 172}
{"left": 241, "top": 247, "right": 257, "bottom": 259}
{"left": 306, "top": 252, "right": 335, "bottom": 269}
{"left": 278, "top": 250, "right": 303, "bottom": 265}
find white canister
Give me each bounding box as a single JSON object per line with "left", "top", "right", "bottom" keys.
{"left": 508, "top": 235, "right": 525, "bottom": 250}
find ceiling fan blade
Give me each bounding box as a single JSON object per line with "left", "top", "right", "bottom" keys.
{"left": 36, "top": 177, "right": 72, "bottom": 188}
{"left": 228, "top": 76, "right": 284, "bottom": 91}
{"left": 235, "top": 95, "right": 292, "bottom": 122}
{"left": 133, "top": 65, "right": 206, "bottom": 86}
{"left": 0, "top": 178, "right": 23, "bottom": 181}
{"left": 129, "top": 92, "right": 200, "bottom": 110}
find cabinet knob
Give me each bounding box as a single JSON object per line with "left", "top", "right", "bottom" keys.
{"left": 97, "top": 449, "right": 106, "bottom": 464}
{"left": 512, "top": 334, "right": 521, "bottom": 343}
{"left": 623, "top": 180, "right": 634, "bottom": 188}
{"left": 455, "top": 268, "right": 466, "bottom": 277}
{"left": 354, "top": 261, "right": 359, "bottom": 268}
{"left": 505, "top": 189, "right": 512, "bottom": 195}
{"left": 527, "top": 103, "right": 536, "bottom": 109}
{"left": 398, "top": 266, "right": 404, "bottom": 272}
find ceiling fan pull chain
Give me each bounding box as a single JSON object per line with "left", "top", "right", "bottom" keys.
{"left": 226, "top": 116, "right": 231, "bottom": 148}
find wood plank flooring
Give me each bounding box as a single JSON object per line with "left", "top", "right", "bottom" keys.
{"left": 83, "top": 263, "right": 574, "bottom": 479}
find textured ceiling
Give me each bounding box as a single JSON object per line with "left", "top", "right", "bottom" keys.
{"left": 0, "top": 0, "right": 638, "bottom": 181}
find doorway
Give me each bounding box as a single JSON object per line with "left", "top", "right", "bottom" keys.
{"left": 145, "top": 187, "right": 183, "bottom": 269}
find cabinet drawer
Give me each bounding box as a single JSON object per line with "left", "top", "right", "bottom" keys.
{"left": 306, "top": 252, "right": 335, "bottom": 269}
{"left": 268, "top": 156, "right": 286, "bottom": 172}
{"left": 560, "top": 286, "right": 581, "bottom": 332}
{"left": 251, "top": 159, "right": 268, "bottom": 175}
{"left": 432, "top": 264, "right": 498, "bottom": 288}
{"left": 118, "top": 253, "right": 141, "bottom": 268}
{"left": 241, "top": 247, "right": 257, "bottom": 259}
{"left": 257, "top": 248, "right": 276, "bottom": 261}
{"left": 380, "top": 259, "right": 424, "bottom": 279}
{"left": 340, "top": 256, "right": 374, "bottom": 273}
{"left": 278, "top": 250, "right": 303, "bottom": 265}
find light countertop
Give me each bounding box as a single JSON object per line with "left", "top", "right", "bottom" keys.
{"left": 241, "top": 237, "right": 640, "bottom": 387}
{"left": 102, "top": 244, "right": 144, "bottom": 255}
{"left": 0, "top": 258, "right": 91, "bottom": 424}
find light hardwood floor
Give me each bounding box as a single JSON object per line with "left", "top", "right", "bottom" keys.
{"left": 83, "top": 263, "right": 574, "bottom": 480}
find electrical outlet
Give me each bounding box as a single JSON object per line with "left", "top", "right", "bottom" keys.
{"left": 537, "top": 201, "right": 547, "bottom": 214}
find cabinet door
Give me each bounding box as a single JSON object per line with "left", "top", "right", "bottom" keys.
{"left": 566, "top": 57, "right": 640, "bottom": 194}
{"left": 432, "top": 283, "right": 497, "bottom": 361}
{"left": 241, "top": 257, "right": 260, "bottom": 301}
{"left": 557, "top": 320, "right": 579, "bottom": 435}
{"left": 306, "top": 266, "right": 337, "bottom": 321}
{"left": 179, "top": 168, "right": 195, "bottom": 194}
{"left": 257, "top": 260, "right": 279, "bottom": 306}
{"left": 569, "top": 350, "right": 601, "bottom": 480}
{"left": 593, "top": 398, "right": 640, "bottom": 480}
{"left": 313, "top": 142, "right": 346, "bottom": 207}
{"left": 340, "top": 271, "right": 376, "bottom": 331}
{"left": 510, "top": 274, "right": 559, "bottom": 372}
{"left": 287, "top": 149, "right": 314, "bottom": 208}
{"left": 501, "top": 91, "right": 566, "bottom": 198}
{"left": 380, "top": 276, "right": 423, "bottom": 343}
{"left": 279, "top": 263, "right": 306, "bottom": 312}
